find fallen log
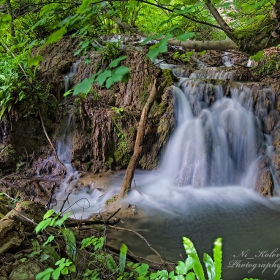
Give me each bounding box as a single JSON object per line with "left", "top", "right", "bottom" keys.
{"left": 0, "top": 201, "right": 45, "bottom": 254}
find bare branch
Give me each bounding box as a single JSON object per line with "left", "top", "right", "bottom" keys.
{"left": 204, "top": 0, "right": 235, "bottom": 40}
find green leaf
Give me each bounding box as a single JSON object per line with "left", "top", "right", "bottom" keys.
{"left": 27, "top": 55, "right": 43, "bottom": 67}
{"left": 62, "top": 228, "right": 77, "bottom": 261}
{"left": 146, "top": 34, "right": 172, "bottom": 60}
{"left": 43, "top": 235, "right": 55, "bottom": 246}
{"left": 203, "top": 253, "right": 215, "bottom": 280}
{"left": 36, "top": 268, "right": 54, "bottom": 280}
{"left": 105, "top": 77, "right": 115, "bottom": 88}
{"left": 186, "top": 272, "right": 195, "bottom": 280}
{"left": 95, "top": 70, "right": 112, "bottom": 86}
{"left": 35, "top": 219, "right": 51, "bottom": 234}
{"left": 176, "top": 32, "right": 195, "bottom": 41}
{"left": 52, "top": 267, "right": 61, "bottom": 280}
{"left": 109, "top": 55, "right": 127, "bottom": 68}
{"left": 250, "top": 51, "right": 264, "bottom": 62}
{"left": 135, "top": 263, "right": 149, "bottom": 276}
{"left": 54, "top": 212, "right": 70, "bottom": 227}
{"left": 46, "top": 26, "right": 67, "bottom": 45}
{"left": 176, "top": 261, "right": 188, "bottom": 275}
{"left": 77, "top": 0, "right": 94, "bottom": 13}
{"left": 114, "top": 66, "right": 130, "bottom": 76}
{"left": 213, "top": 238, "right": 222, "bottom": 280}
{"left": 63, "top": 89, "right": 73, "bottom": 97}
{"left": 119, "top": 244, "right": 127, "bottom": 275}
{"left": 147, "top": 48, "right": 161, "bottom": 60}
{"left": 73, "top": 77, "right": 94, "bottom": 95}
{"left": 183, "top": 237, "right": 205, "bottom": 280}
{"left": 43, "top": 209, "right": 55, "bottom": 219}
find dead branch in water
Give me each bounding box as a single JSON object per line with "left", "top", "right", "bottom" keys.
{"left": 108, "top": 225, "right": 165, "bottom": 264}
{"left": 38, "top": 109, "right": 66, "bottom": 171}
{"left": 132, "top": 184, "right": 179, "bottom": 216}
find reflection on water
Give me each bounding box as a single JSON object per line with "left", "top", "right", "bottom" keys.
{"left": 57, "top": 169, "right": 280, "bottom": 279}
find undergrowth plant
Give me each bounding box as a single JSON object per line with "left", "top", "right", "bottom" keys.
{"left": 33, "top": 210, "right": 259, "bottom": 280}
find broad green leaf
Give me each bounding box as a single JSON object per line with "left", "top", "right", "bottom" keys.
{"left": 73, "top": 77, "right": 94, "bottom": 95}
{"left": 176, "top": 261, "right": 188, "bottom": 275}
{"left": 54, "top": 212, "right": 70, "bottom": 227}
{"left": 174, "top": 275, "right": 185, "bottom": 280}
{"left": 46, "top": 27, "right": 67, "bottom": 45}
{"left": 95, "top": 70, "right": 112, "bottom": 86}
{"left": 77, "top": 0, "right": 94, "bottom": 13}
{"left": 109, "top": 55, "right": 127, "bottom": 68}
{"left": 28, "top": 55, "right": 43, "bottom": 67}
{"left": 35, "top": 268, "right": 54, "bottom": 280}
{"left": 105, "top": 76, "right": 115, "bottom": 88}
{"left": 183, "top": 237, "right": 205, "bottom": 280}
{"left": 203, "top": 253, "right": 215, "bottom": 280}
{"left": 213, "top": 238, "right": 222, "bottom": 280}
{"left": 35, "top": 219, "right": 51, "bottom": 234}
{"left": 114, "top": 66, "right": 130, "bottom": 76}
{"left": 250, "top": 51, "right": 264, "bottom": 62}
{"left": 43, "top": 209, "right": 55, "bottom": 219}
{"left": 186, "top": 272, "right": 195, "bottom": 280}
{"left": 176, "top": 32, "right": 195, "bottom": 41}
{"left": 146, "top": 48, "right": 160, "bottom": 60}
{"left": 119, "top": 243, "right": 127, "bottom": 275}
{"left": 52, "top": 267, "right": 61, "bottom": 280}
{"left": 135, "top": 263, "right": 149, "bottom": 276}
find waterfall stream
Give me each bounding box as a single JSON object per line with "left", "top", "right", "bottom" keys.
{"left": 52, "top": 61, "right": 280, "bottom": 279}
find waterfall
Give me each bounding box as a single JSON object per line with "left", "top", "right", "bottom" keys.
{"left": 157, "top": 67, "right": 278, "bottom": 195}
{"left": 64, "top": 60, "right": 81, "bottom": 92}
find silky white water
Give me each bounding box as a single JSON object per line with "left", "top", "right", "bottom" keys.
{"left": 52, "top": 63, "right": 280, "bottom": 279}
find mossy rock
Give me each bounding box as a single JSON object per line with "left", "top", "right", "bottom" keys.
{"left": 0, "top": 144, "right": 20, "bottom": 170}
{"left": 106, "top": 195, "right": 118, "bottom": 205}
{"left": 0, "top": 195, "right": 10, "bottom": 218}
{"left": 9, "top": 261, "right": 41, "bottom": 280}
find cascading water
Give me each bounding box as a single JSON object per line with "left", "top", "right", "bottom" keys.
{"left": 160, "top": 79, "right": 274, "bottom": 191}
{"left": 52, "top": 58, "right": 280, "bottom": 279}
{"left": 105, "top": 66, "right": 280, "bottom": 280}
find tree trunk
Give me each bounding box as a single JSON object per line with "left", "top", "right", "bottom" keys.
{"left": 118, "top": 79, "right": 157, "bottom": 199}
{"left": 5, "top": 0, "right": 15, "bottom": 37}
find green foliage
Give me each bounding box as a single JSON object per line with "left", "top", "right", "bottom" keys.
{"left": 31, "top": 209, "right": 261, "bottom": 280}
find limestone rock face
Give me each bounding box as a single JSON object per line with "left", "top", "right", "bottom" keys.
{"left": 255, "top": 168, "right": 274, "bottom": 197}
{"left": 70, "top": 51, "right": 175, "bottom": 172}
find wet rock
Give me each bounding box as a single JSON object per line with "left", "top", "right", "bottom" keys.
{"left": 0, "top": 195, "right": 10, "bottom": 218}
{"left": 255, "top": 168, "right": 274, "bottom": 197}
{"left": 272, "top": 148, "right": 280, "bottom": 170}
{"left": 263, "top": 110, "right": 279, "bottom": 134}
{"left": 271, "top": 121, "right": 280, "bottom": 149}
{"left": 0, "top": 220, "right": 24, "bottom": 254}
{"left": 257, "top": 156, "right": 270, "bottom": 170}
{"left": 9, "top": 261, "right": 41, "bottom": 280}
